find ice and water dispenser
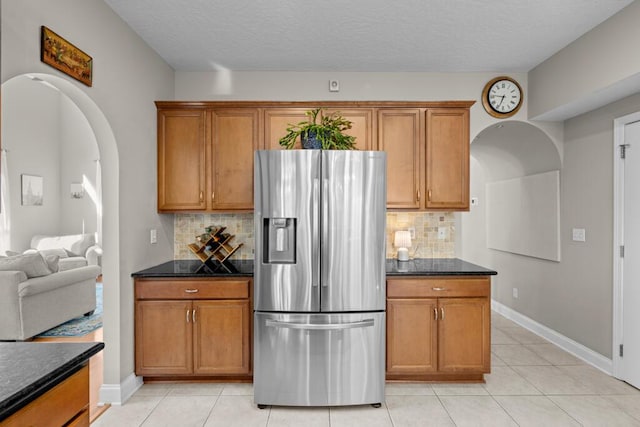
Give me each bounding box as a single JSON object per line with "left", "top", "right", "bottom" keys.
{"left": 263, "top": 218, "right": 296, "bottom": 264}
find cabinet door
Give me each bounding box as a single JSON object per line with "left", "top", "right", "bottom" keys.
{"left": 387, "top": 298, "right": 438, "bottom": 374}
{"left": 264, "top": 109, "right": 308, "bottom": 150}
{"left": 425, "top": 108, "right": 469, "bottom": 210}
{"left": 438, "top": 297, "right": 490, "bottom": 372}
{"left": 193, "top": 300, "right": 251, "bottom": 375}
{"left": 323, "top": 108, "right": 375, "bottom": 150}
{"left": 135, "top": 300, "right": 193, "bottom": 375}
{"left": 157, "top": 109, "right": 207, "bottom": 211}
{"left": 210, "top": 109, "right": 261, "bottom": 210}
{"left": 378, "top": 109, "right": 422, "bottom": 209}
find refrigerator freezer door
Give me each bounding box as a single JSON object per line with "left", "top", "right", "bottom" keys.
{"left": 254, "top": 311, "right": 385, "bottom": 407}
{"left": 254, "top": 150, "right": 321, "bottom": 312}
{"left": 321, "top": 151, "right": 387, "bottom": 312}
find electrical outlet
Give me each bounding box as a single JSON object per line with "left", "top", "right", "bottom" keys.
{"left": 471, "top": 197, "right": 479, "bottom": 206}
{"left": 408, "top": 227, "right": 416, "bottom": 239}
{"left": 150, "top": 229, "right": 157, "bottom": 244}
{"left": 513, "top": 288, "right": 518, "bottom": 299}
{"left": 329, "top": 79, "right": 340, "bottom": 92}
{"left": 437, "top": 227, "right": 447, "bottom": 240}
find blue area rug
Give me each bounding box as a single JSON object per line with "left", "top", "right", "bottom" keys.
{"left": 37, "top": 282, "right": 103, "bottom": 337}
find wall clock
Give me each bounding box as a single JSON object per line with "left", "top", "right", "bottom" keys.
{"left": 481, "top": 76, "right": 523, "bottom": 119}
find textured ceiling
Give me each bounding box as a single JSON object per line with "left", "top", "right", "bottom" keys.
{"left": 104, "top": 0, "right": 632, "bottom": 72}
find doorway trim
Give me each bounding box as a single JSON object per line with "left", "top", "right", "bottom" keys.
{"left": 612, "top": 110, "right": 640, "bottom": 379}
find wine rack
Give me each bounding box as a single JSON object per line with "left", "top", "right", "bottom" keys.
{"left": 187, "top": 225, "right": 243, "bottom": 273}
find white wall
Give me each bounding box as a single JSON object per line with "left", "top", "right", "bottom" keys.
{"left": 1, "top": 77, "right": 99, "bottom": 251}
{"left": 59, "top": 94, "right": 99, "bottom": 236}
{"left": 1, "top": 0, "right": 175, "bottom": 402}
{"left": 1, "top": 77, "right": 62, "bottom": 250}
{"left": 529, "top": 1, "right": 640, "bottom": 121}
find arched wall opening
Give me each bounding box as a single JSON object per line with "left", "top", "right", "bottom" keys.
{"left": 1, "top": 72, "right": 121, "bottom": 399}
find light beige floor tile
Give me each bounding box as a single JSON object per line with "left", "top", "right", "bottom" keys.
{"left": 204, "top": 395, "right": 269, "bottom": 427}
{"left": 141, "top": 395, "right": 217, "bottom": 427}
{"left": 558, "top": 365, "right": 640, "bottom": 395}
{"left": 385, "top": 382, "right": 435, "bottom": 395}
{"left": 329, "top": 404, "right": 393, "bottom": 427}
{"left": 483, "top": 366, "right": 542, "bottom": 396}
{"left": 432, "top": 383, "right": 489, "bottom": 396}
{"left": 386, "top": 395, "right": 454, "bottom": 426}
{"left": 92, "top": 395, "right": 162, "bottom": 427}
{"left": 168, "top": 383, "right": 224, "bottom": 396}
{"left": 491, "top": 344, "right": 551, "bottom": 366}
{"left": 492, "top": 351, "right": 507, "bottom": 367}
{"left": 268, "top": 406, "right": 329, "bottom": 427}
{"left": 525, "top": 344, "right": 584, "bottom": 366}
{"left": 500, "top": 327, "right": 549, "bottom": 344}
{"left": 492, "top": 328, "right": 519, "bottom": 345}
{"left": 549, "top": 395, "right": 640, "bottom": 426}
{"left": 221, "top": 382, "right": 254, "bottom": 395}
{"left": 135, "top": 383, "right": 174, "bottom": 396}
{"left": 511, "top": 366, "right": 595, "bottom": 395}
{"left": 494, "top": 395, "right": 580, "bottom": 427}
{"left": 490, "top": 314, "right": 515, "bottom": 328}
{"left": 439, "top": 396, "right": 517, "bottom": 427}
{"left": 603, "top": 395, "right": 640, "bottom": 421}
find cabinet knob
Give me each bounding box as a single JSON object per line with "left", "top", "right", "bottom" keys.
{"left": 199, "top": 191, "right": 204, "bottom": 202}
{"left": 184, "top": 289, "right": 199, "bottom": 293}
{"left": 417, "top": 190, "right": 421, "bottom": 202}
{"left": 186, "top": 309, "right": 190, "bottom": 323}
{"left": 428, "top": 189, "right": 432, "bottom": 201}
{"left": 434, "top": 307, "right": 438, "bottom": 320}
{"left": 212, "top": 192, "right": 215, "bottom": 202}
{"left": 440, "top": 307, "right": 445, "bottom": 320}
{"left": 432, "top": 287, "right": 446, "bottom": 291}
{"left": 193, "top": 309, "right": 196, "bottom": 323}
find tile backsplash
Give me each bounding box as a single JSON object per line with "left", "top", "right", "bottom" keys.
{"left": 174, "top": 212, "right": 455, "bottom": 261}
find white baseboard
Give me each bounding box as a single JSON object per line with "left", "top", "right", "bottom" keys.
{"left": 491, "top": 300, "right": 613, "bottom": 374}
{"left": 98, "top": 373, "right": 143, "bottom": 405}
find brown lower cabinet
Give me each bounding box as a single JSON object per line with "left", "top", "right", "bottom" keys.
{"left": 386, "top": 276, "right": 491, "bottom": 382}
{"left": 1, "top": 364, "right": 90, "bottom": 427}
{"left": 135, "top": 278, "right": 252, "bottom": 380}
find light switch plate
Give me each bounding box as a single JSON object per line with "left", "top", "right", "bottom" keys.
{"left": 150, "top": 229, "right": 157, "bottom": 244}
{"left": 572, "top": 228, "right": 586, "bottom": 242}
{"left": 438, "top": 227, "right": 447, "bottom": 240}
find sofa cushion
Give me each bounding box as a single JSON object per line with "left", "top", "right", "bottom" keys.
{"left": 31, "top": 234, "right": 96, "bottom": 257}
{"left": 18, "top": 265, "right": 100, "bottom": 297}
{"left": 58, "top": 257, "right": 88, "bottom": 272}
{"left": 0, "top": 253, "right": 52, "bottom": 278}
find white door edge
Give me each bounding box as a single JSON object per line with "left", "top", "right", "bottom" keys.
{"left": 612, "top": 111, "right": 640, "bottom": 379}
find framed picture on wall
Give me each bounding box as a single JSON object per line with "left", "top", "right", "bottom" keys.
{"left": 21, "top": 174, "right": 44, "bottom": 206}
{"left": 40, "top": 26, "right": 93, "bottom": 87}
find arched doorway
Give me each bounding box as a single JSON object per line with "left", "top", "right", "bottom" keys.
{"left": 1, "top": 72, "right": 121, "bottom": 403}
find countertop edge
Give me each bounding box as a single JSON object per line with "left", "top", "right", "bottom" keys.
{"left": 0, "top": 342, "right": 104, "bottom": 422}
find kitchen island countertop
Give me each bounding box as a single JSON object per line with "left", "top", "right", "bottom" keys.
{"left": 132, "top": 258, "right": 496, "bottom": 278}
{"left": 0, "top": 341, "right": 104, "bottom": 422}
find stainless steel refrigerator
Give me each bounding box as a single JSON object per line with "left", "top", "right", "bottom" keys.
{"left": 254, "top": 149, "right": 386, "bottom": 408}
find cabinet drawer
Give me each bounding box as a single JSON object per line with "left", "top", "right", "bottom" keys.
{"left": 136, "top": 279, "right": 250, "bottom": 299}
{"left": 387, "top": 277, "right": 489, "bottom": 298}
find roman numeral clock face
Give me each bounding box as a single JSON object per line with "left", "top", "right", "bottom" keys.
{"left": 481, "top": 77, "right": 523, "bottom": 118}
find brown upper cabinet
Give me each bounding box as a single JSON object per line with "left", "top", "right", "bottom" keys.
{"left": 156, "top": 101, "right": 473, "bottom": 213}
{"left": 157, "top": 103, "right": 261, "bottom": 212}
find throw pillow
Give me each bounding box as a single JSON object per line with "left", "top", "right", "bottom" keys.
{"left": 0, "top": 253, "right": 52, "bottom": 278}
{"left": 44, "top": 254, "right": 60, "bottom": 273}
{"left": 38, "top": 248, "right": 69, "bottom": 259}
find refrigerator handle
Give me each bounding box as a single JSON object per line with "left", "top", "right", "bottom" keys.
{"left": 312, "top": 178, "right": 320, "bottom": 287}
{"left": 322, "top": 178, "right": 329, "bottom": 287}
{"left": 265, "top": 319, "right": 375, "bottom": 330}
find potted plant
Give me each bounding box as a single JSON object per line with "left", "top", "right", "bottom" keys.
{"left": 279, "top": 108, "right": 357, "bottom": 150}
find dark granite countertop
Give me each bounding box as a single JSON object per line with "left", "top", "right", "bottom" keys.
{"left": 132, "top": 258, "right": 495, "bottom": 278}
{"left": 0, "top": 341, "right": 104, "bottom": 422}
{"left": 386, "top": 258, "right": 497, "bottom": 276}
{"left": 132, "top": 259, "right": 254, "bottom": 277}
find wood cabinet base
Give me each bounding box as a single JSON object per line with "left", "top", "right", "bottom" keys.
{"left": 142, "top": 376, "right": 252, "bottom": 383}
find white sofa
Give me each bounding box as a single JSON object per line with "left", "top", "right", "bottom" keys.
{"left": 28, "top": 233, "right": 102, "bottom": 271}
{"left": 0, "top": 253, "right": 100, "bottom": 341}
